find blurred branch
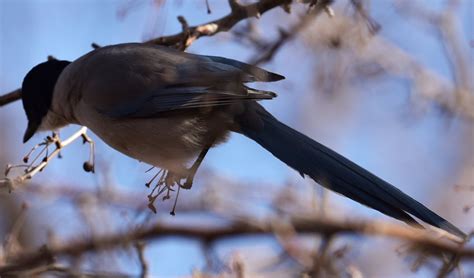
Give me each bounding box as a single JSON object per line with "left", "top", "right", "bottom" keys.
{"left": 16, "top": 181, "right": 215, "bottom": 214}
{"left": 436, "top": 0, "right": 471, "bottom": 92}
{"left": 134, "top": 242, "right": 148, "bottom": 278}
{"left": 377, "top": 38, "right": 474, "bottom": 120}
{"left": 394, "top": 0, "right": 473, "bottom": 117}
{"left": 251, "top": 0, "right": 334, "bottom": 65}
{"left": 0, "top": 216, "right": 472, "bottom": 274}
{"left": 349, "top": 0, "right": 380, "bottom": 34}
{"left": 304, "top": 8, "right": 474, "bottom": 120}
{"left": 25, "top": 264, "right": 131, "bottom": 277}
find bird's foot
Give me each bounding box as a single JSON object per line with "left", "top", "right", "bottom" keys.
{"left": 162, "top": 169, "right": 195, "bottom": 190}
{"left": 162, "top": 170, "right": 193, "bottom": 189}
{"left": 181, "top": 174, "right": 194, "bottom": 190}
{"left": 145, "top": 168, "right": 191, "bottom": 215}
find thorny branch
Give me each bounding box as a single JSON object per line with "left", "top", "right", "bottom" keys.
{"left": 0, "top": 216, "right": 472, "bottom": 275}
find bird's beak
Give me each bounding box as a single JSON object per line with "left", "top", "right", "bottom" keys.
{"left": 23, "top": 121, "right": 39, "bottom": 143}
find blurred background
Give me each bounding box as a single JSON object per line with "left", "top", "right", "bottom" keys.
{"left": 0, "top": 0, "right": 473, "bottom": 277}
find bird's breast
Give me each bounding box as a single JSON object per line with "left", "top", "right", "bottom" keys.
{"left": 76, "top": 105, "right": 231, "bottom": 173}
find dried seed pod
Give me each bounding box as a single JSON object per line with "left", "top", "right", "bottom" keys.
{"left": 83, "top": 161, "right": 95, "bottom": 173}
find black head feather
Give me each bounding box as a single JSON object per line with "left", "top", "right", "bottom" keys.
{"left": 21, "top": 60, "right": 71, "bottom": 143}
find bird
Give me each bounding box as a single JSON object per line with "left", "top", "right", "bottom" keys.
{"left": 20, "top": 43, "right": 465, "bottom": 238}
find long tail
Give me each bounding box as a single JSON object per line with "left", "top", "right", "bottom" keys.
{"left": 237, "top": 103, "right": 465, "bottom": 238}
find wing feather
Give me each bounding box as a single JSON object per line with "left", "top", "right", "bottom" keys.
{"left": 77, "top": 43, "right": 283, "bottom": 118}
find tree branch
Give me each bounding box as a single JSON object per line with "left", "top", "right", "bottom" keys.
{"left": 1, "top": 127, "right": 92, "bottom": 192}
{"left": 0, "top": 217, "right": 472, "bottom": 274}
{"left": 146, "top": 0, "right": 292, "bottom": 47}
{"left": 0, "top": 89, "right": 21, "bottom": 107}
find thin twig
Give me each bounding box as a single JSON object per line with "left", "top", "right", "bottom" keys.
{"left": 0, "top": 127, "right": 90, "bottom": 192}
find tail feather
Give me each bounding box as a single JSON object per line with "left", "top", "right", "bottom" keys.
{"left": 238, "top": 104, "right": 465, "bottom": 238}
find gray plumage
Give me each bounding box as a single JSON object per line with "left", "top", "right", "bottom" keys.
{"left": 21, "top": 43, "right": 465, "bottom": 238}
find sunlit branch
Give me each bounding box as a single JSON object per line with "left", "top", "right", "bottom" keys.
{"left": 0, "top": 127, "right": 92, "bottom": 192}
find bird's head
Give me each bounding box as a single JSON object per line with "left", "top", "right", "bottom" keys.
{"left": 21, "top": 60, "right": 71, "bottom": 143}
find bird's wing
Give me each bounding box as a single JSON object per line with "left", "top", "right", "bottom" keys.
{"left": 201, "top": 55, "right": 284, "bottom": 83}
{"left": 103, "top": 85, "right": 276, "bottom": 118}
{"left": 76, "top": 43, "right": 283, "bottom": 118}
